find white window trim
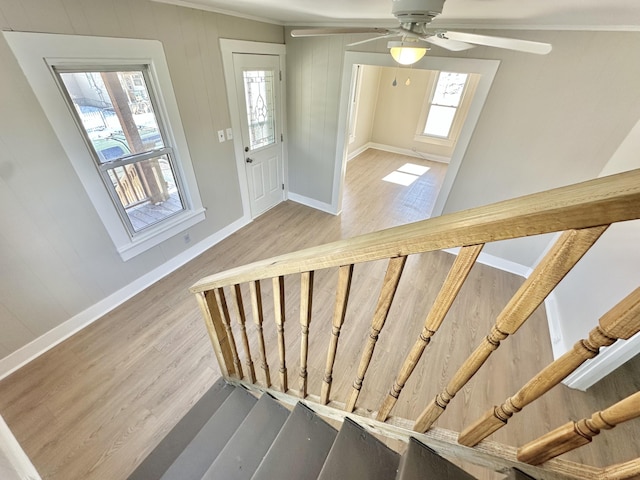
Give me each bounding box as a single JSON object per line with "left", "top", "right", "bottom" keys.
{"left": 3, "top": 32, "right": 205, "bottom": 261}
{"left": 348, "top": 64, "right": 363, "bottom": 144}
{"left": 414, "top": 72, "right": 479, "bottom": 149}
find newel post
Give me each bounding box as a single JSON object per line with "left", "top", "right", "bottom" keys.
{"left": 195, "top": 290, "right": 237, "bottom": 378}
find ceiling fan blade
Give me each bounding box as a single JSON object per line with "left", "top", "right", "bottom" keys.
{"left": 422, "top": 35, "right": 475, "bottom": 52}
{"left": 291, "top": 27, "right": 390, "bottom": 38}
{"left": 347, "top": 33, "right": 400, "bottom": 47}
{"left": 443, "top": 31, "right": 552, "bottom": 55}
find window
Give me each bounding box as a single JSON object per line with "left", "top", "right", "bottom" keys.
{"left": 422, "top": 71, "right": 468, "bottom": 138}
{"left": 55, "top": 67, "right": 186, "bottom": 235}
{"left": 3, "top": 32, "right": 205, "bottom": 261}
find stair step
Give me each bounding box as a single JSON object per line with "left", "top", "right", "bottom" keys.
{"left": 317, "top": 417, "right": 400, "bottom": 480}
{"left": 396, "top": 437, "right": 477, "bottom": 480}
{"left": 159, "top": 386, "right": 257, "bottom": 480}
{"left": 128, "top": 378, "right": 235, "bottom": 480}
{"left": 202, "top": 393, "right": 290, "bottom": 480}
{"left": 506, "top": 469, "right": 538, "bottom": 480}
{"left": 251, "top": 403, "right": 338, "bottom": 480}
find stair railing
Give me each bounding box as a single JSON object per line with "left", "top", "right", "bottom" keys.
{"left": 191, "top": 168, "right": 640, "bottom": 480}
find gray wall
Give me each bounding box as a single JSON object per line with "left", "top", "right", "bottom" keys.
{"left": 0, "top": 0, "right": 283, "bottom": 358}
{"left": 285, "top": 29, "right": 640, "bottom": 266}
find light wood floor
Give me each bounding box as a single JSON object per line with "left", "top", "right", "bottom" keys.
{"left": 0, "top": 149, "right": 638, "bottom": 479}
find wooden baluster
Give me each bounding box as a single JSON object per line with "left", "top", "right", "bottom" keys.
{"left": 214, "top": 288, "right": 243, "bottom": 379}
{"left": 459, "top": 287, "right": 640, "bottom": 447}
{"left": 377, "top": 244, "right": 483, "bottom": 422}
{"left": 195, "top": 291, "right": 237, "bottom": 378}
{"left": 230, "top": 284, "right": 256, "bottom": 383}
{"left": 413, "top": 226, "right": 608, "bottom": 433}
{"left": 600, "top": 458, "right": 640, "bottom": 480}
{"left": 249, "top": 280, "right": 271, "bottom": 388}
{"left": 518, "top": 391, "right": 640, "bottom": 465}
{"left": 346, "top": 256, "right": 407, "bottom": 412}
{"left": 299, "top": 271, "right": 314, "bottom": 398}
{"left": 321, "top": 265, "right": 354, "bottom": 405}
{"left": 273, "top": 276, "right": 288, "bottom": 392}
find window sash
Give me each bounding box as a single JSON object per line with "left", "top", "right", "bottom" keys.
{"left": 53, "top": 65, "right": 189, "bottom": 238}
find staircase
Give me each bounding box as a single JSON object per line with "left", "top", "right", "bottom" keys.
{"left": 178, "top": 170, "right": 640, "bottom": 479}
{"left": 130, "top": 378, "right": 518, "bottom": 480}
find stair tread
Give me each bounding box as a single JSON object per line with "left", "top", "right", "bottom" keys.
{"left": 251, "top": 402, "right": 338, "bottom": 480}
{"left": 396, "top": 437, "right": 477, "bottom": 480}
{"left": 202, "top": 393, "right": 290, "bottom": 480}
{"left": 506, "top": 468, "right": 538, "bottom": 480}
{"left": 159, "top": 385, "right": 257, "bottom": 480}
{"left": 317, "top": 417, "right": 400, "bottom": 480}
{"left": 128, "top": 378, "right": 235, "bottom": 480}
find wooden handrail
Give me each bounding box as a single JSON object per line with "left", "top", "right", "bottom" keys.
{"left": 191, "top": 169, "right": 640, "bottom": 478}
{"left": 190, "top": 169, "right": 640, "bottom": 293}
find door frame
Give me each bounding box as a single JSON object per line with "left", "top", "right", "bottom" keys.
{"left": 332, "top": 52, "right": 500, "bottom": 216}
{"left": 220, "top": 39, "right": 288, "bottom": 219}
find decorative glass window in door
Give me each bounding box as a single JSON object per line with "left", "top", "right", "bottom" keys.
{"left": 242, "top": 70, "right": 276, "bottom": 150}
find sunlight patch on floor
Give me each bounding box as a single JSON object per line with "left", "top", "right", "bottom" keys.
{"left": 382, "top": 163, "right": 431, "bottom": 186}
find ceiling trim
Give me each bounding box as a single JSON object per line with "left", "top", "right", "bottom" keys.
{"left": 285, "top": 21, "right": 640, "bottom": 32}
{"left": 150, "top": 0, "right": 284, "bottom": 26}
{"left": 150, "top": 0, "right": 640, "bottom": 33}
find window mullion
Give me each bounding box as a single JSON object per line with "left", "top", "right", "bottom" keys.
{"left": 97, "top": 147, "right": 173, "bottom": 171}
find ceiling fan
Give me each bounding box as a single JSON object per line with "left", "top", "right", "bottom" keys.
{"left": 291, "top": 0, "right": 552, "bottom": 65}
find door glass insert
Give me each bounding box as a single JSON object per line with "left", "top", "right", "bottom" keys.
{"left": 242, "top": 70, "right": 276, "bottom": 150}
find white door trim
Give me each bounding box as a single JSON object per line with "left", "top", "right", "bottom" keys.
{"left": 220, "top": 39, "right": 288, "bottom": 219}
{"left": 332, "top": 52, "right": 500, "bottom": 216}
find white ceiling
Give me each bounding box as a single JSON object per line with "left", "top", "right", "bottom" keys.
{"left": 155, "top": 0, "right": 640, "bottom": 30}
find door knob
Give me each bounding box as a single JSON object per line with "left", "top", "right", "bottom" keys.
{"left": 246, "top": 157, "right": 254, "bottom": 163}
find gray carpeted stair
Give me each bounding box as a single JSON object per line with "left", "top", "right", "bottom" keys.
{"left": 132, "top": 380, "right": 481, "bottom": 480}
{"left": 397, "top": 437, "right": 476, "bottom": 480}
{"left": 252, "top": 402, "right": 337, "bottom": 480}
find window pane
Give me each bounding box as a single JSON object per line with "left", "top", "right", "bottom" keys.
{"left": 106, "top": 154, "right": 184, "bottom": 232}
{"left": 242, "top": 70, "right": 276, "bottom": 150}
{"left": 432, "top": 72, "right": 468, "bottom": 107}
{"left": 424, "top": 105, "right": 456, "bottom": 137}
{"left": 58, "top": 70, "right": 164, "bottom": 163}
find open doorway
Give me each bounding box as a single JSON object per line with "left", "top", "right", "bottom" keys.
{"left": 330, "top": 52, "right": 500, "bottom": 220}
{"left": 343, "top": 65, "right": 479, "bottom": 226}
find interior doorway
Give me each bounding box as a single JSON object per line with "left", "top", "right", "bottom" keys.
{"left": 344, "top": 64, "right": 480, "bottom": 223}
{"left": 330, "top": 52, "right": 500, "bottom": 218}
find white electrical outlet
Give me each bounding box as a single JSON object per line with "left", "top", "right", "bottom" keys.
{"left": 226, "top": 128, "right": 233, "bottom": 140}
{"left": 217, "top": 130, "right": 225, "bottom": 142}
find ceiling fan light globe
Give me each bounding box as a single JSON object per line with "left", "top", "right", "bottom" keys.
{"left": 389, "top": 45, "right": 427, "bottom": 65}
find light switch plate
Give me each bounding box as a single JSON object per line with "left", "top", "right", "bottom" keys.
{"left": 217, "top": 130, "right": 225, "bottom": 142}
{"left": 226, "top": 128, "right": 233, "bottom": 140}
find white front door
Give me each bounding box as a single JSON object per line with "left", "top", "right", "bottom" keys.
{"left": 232, "top": 53, "right": 284, "bottom": 217}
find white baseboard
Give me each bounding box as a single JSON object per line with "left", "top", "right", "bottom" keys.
{"left": 368, "top": 143, "right": 451, "bottom": 164}
{"left": 288, "top": 192, "right": 337, "bottom": 215}
{"left": 443, "top": 247, "right": 530, "bottom": 278}
{"left": 0, "top": 215, "right": 251, "bottom": 381}
{"left": 347, "top": 143, "right": 370, "bottom": 161}
{"left": 563, "top": 333, "right": 640, "bottom": 391}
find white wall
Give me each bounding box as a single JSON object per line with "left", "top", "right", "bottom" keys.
{"left": 285, "top": 29, "right": 640, "bottom": 268}
{"left": 550, "top": 117, "right": 640, "bottom": 388}
{"left": 0, "top": 0, "right": 283, "bottom": 362}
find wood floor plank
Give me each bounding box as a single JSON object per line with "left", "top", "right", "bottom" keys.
{"left": 0, "top": 149, "right": 637, "bottom": 479}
